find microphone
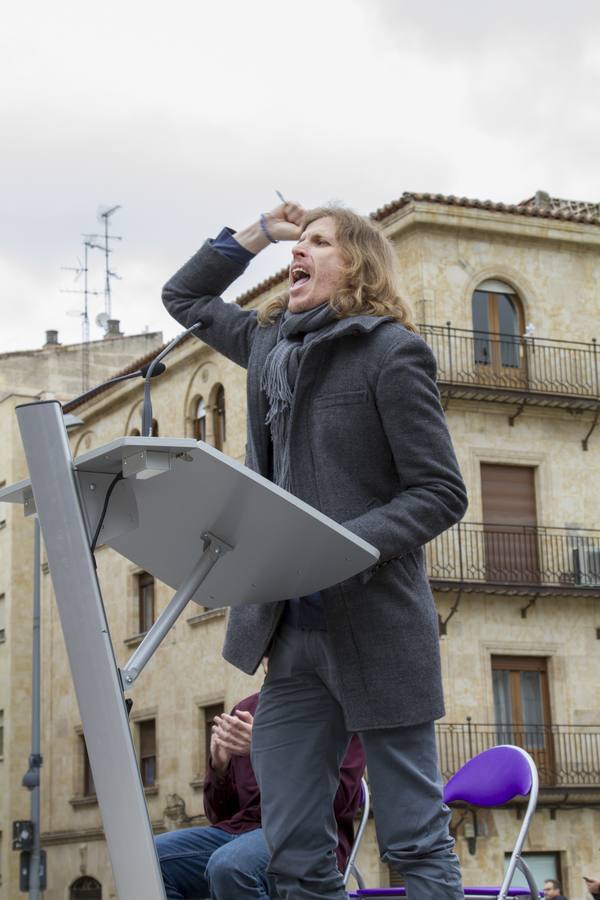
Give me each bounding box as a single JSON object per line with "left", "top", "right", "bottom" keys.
{"left": 141, "top": 315, "right": 214, "bottom": 437}
{"left": 64, "top": 362, "right": 167, "bottom": 411}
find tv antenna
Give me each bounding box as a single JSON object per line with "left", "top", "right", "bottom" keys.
{"left": 83, "top": 203, "right": 122, "bottom": 321}
{"left": 61, "top": 238, "right": 102, "bottom": 391}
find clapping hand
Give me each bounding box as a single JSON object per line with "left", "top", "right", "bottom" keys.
{"left": 210, "top": 709, "right": 254, "bottom": 775}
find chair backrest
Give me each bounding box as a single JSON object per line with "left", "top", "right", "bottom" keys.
{"left": 444, "top": 745, "right": 539, "bottom": 899}
{"left": 443, "top": 745, "right": 534, "bottom": 806}
{"left": 343, "top": 777, "right": 370, "bottom": 889}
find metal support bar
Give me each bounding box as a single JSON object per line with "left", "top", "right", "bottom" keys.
{"left": 15, "top": 400, "right": 166, "bottom": 900}
{"left": 438, "top": 588, "right": 463, "bottom": 635}
{"left": 23, "top": 518, "right": 42, "bottom": 900}
{"left": 582, "top": 405, "right": 599, "bottom": 451}
{"left": 121, "top": 532, "right": 232, "bottom": 689}
{"left": 508, "top": 402, "right": 526, "bottom": 427}
{"left": 520, "top": 593, "right": 539, "bottom": 619}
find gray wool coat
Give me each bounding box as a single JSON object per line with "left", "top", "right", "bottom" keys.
{"left": 162, "top": 240, "right": 468, "bottom": 731}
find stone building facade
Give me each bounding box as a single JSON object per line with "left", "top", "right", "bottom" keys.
{"left": 0, "top": 328, "right": 163, "bottom": 898}
{"left": 1, "top": 191, "right": 599, "bottom": 898}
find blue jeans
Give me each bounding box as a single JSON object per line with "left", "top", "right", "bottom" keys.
{"left": 155, "top": 825, "right": 278, "bottom": 899}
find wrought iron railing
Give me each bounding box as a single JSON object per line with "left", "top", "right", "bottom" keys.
{"left": 419, "top": 324, "right": 599, "bottom": 401}
{"left": 437, "top": 721, "right": 600, "bottom": 788}
{"left": 426, "top": 522, "right": 600, "bottom": 588}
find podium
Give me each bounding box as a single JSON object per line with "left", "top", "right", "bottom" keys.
{"left": 0, "top": 400, "right": 379, "bottom": 899}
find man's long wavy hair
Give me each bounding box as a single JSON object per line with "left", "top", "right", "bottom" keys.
{"left": 256, "top": 205, "right": 417, "bottom": 331}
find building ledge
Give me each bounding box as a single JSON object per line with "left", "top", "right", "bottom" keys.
{"left": 124, "top": 631, "right": 147, "bottom": 648}
{"left": 431, "top": 580, "right": 600, "bottom": 599}
{"left": 187, "top": 608, "right": 226, "bottom": 627}
{"left": 69, "top": 794, "right": 98, "bottom": 809}
{"left": 42, "top": 818, "right": 166, "bottom": 846}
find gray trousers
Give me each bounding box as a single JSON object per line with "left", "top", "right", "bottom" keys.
{"left": 251, "top": 625, "right": 463, "bottom": 900}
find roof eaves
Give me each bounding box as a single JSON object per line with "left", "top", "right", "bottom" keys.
{"left": 370, "top": 191, "right": 600, "bottom": 226}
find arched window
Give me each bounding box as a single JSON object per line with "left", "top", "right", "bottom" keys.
{"left": 193, "top": 398, "right": 207, "bottom": 442}
{"left": 472, "top": 280, "right": 524, "bottom": 371}
{"left": 129, "top": 427, "right": 141, "bottom": 437}
{"left": 151, "top": 419, "right": 159, "bottom": 437}
{"left": 212, "top": 385, "right": 226, "bottom": 451}
{"left": 70, "top": 876, "right": 102, "bottom": 899}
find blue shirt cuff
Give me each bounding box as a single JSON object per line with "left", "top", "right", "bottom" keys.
{"left": 211, "top": 227, "right": 255, "bottom": 265}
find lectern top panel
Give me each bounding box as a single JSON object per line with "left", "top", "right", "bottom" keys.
{"left": 101, "top": 438, "right": 380, "bottom": 606}
{"left": 0, "top": 435, "right": 380, "bottom": 605}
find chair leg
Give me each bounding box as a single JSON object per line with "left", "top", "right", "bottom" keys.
{"left": 351, "top": 864, "right": 366, "bottom": 890}
{"left": 516, "top": 857, "right": 540, "bottom": 899}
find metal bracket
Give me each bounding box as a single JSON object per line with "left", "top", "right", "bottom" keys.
{"left": 438, "top": 588, "right": 463, "bottom": 635}
{"left": 122, "top": 448, "right": 174, "bottom": 480}
{"left": 520, "top": 593, "right": 538, "bottom": 618}
{"left": 120, "top": 531, "right": 232, "bottom": 690}
{"left": 508, "top": 403, "right": 526, "bottom": 427}
{"left": 582, "top": 406, "right": 599, "bottom": 451}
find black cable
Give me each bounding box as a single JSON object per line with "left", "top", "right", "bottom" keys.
{"left": 90, "top": 472, "right": 124, "bottom": 555}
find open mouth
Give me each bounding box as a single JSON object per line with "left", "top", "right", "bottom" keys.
{"left": 290, "top": 266, "right": 311, "bottom": 290}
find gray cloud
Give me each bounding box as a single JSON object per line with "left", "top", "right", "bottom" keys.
{"left": 1, "top": 0, "right": 598, "bottom": 353}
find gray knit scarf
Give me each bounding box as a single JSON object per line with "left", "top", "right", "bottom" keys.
{"left": 261, "top": 303, "right": 338, "bottom": 492}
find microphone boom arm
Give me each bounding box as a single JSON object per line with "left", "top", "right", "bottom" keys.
{"left": 141, "top": 318, "right": 212, "bottom": 437}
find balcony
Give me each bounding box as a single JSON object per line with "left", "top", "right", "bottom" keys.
{"left": 420, "top": 324, "right": 599, "bottom": 411}
{"left": 427, "top": 523, "right": 600, "bottom": 596}
{"left": 437, "top": 721, "right": 600, "bottom": 790}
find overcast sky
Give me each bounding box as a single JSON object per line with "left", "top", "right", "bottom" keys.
{"left": 1, "top": 0, "right": 599, "bottom": 355}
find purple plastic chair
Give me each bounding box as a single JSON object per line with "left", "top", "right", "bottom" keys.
{"left": 348, "top": 745, "right": 541, "bottom": 900}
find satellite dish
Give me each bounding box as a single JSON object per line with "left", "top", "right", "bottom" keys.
{"left": 96, "top": 312, "right": 110, "bottom": 330}
{"left": 96, "top": 203, "right": 121, "bottom": 223}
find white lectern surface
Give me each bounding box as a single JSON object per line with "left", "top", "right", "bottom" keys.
{"left": 1, "top": 436, "right": 379, "bottom": 607}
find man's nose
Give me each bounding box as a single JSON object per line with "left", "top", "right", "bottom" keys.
{"left": 292, "top": 243, "right": 307, "bottom": 260}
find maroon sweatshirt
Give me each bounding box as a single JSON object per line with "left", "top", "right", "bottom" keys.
{"left": 203, "top": 693, "right": 366, "bottom": 871}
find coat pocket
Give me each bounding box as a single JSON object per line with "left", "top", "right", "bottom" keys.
{"left": 313, "top": 388, "right": 368, "bottom": 407}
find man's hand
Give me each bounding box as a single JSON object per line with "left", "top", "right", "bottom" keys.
{"left": 584, "top": 877, "right": 600, "bottom": 893}
{"left": 233, "top": 202, "right": 307, "bottom": 254}
{"left": 209, "top": 709, "right": 254, "bottom": 775}
{"left": 263, "top": 201, "right": 307, "bottom": 242}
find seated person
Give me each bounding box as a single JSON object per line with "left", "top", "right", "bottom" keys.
{"left": 156, "top": 692, "right": 365, "bottom": 899}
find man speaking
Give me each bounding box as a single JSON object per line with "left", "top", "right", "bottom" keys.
{"left": 162, "top": 200, "right": 468, "bottom": 899}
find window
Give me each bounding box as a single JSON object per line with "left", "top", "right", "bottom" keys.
{"left": 481, "top": 464, "right": 539, "bottom": 584}
{"left": 492, "top": 656, "right": 553, "bottom": 784}
{"left": 0, "top": 710, "right": 4, "bottom": 758}
{"left": 80, "top": 734, "right": 95, "bottom": 796}
{"left": 213, "top": 385, "right": 226, "bottom": 451}
{"left": 151, "top": 419, "right": 159, "bottom": 437}
{"left": 129, "top": 427, "right": 141, "bottom": 437}
{"left": 193, "top": 398, "right": 207, "bottom": 442}
{"left": 70, "top": 876, "right": 102, "bottom": 899}
{"left": 137, "top": 573, "right": 155, "bottom": 634}
{"left": 472, "top": 280, "right": 524, "bottom": 373}
{"left": 504, "top": 852, "right": 561, "bottom": 894}
{"left": 0, "top": 593, "right": 5, "bottom": 642}
{"left": 138, "top": 719, "right": 157, "bottom": 787}
{"left": 202, "top": 703, "right": 224, "bottom": 772}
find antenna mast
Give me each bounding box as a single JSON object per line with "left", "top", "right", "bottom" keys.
{"left": 61, "top": 239, "right": 102, "bottom": 391}
{"left": 84, "top": 203, "right": 122, "bottom": 321}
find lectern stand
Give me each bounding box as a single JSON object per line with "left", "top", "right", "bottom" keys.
{"left": 0, "top": 400, "right": 378, "bottom": 899}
